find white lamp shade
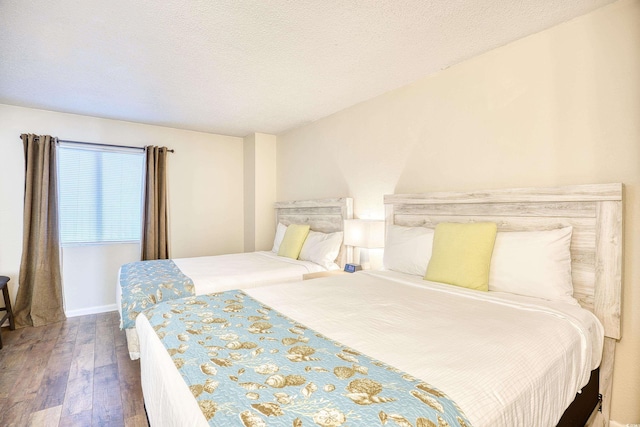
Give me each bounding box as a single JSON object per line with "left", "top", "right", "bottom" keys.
{"left": 343, "top": 219, "right": 385, "bottom": 248}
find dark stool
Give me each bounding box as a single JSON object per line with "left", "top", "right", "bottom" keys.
{"left": 0, "top": 276, "right": 16, "bottom": 349}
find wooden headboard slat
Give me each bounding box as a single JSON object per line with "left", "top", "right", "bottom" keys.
{"left": 394, "top": 201, "right": 597, "bottom": 218}
{"left": 392, "top": 214, "right": 596, "bottom": 230}
{"left": 274, "top": 198, "right": 352, "bottom": 209}
{"left": 275, "top": 207, "right": 343, "bottom": 215}
{"left": 594, "top": 200, "right": 623, "bottom": 340}
{"left": 385, "top": 183, "right": 622, "bottom": 204}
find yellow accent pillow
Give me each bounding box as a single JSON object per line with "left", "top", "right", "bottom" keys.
{"left": 277, "top": 224, "right": 311, "bottom": 259}
{"left": 424, "top": 222, "right": 498, "bottom": 291}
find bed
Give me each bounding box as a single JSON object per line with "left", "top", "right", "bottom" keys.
{"left": 135, "top": 183, "right": 623, "bottom": 426}
{"left": 118, "top": 197, "right": 353, "bottom": 359}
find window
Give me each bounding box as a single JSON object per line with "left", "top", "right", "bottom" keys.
{"left": 57, "top": 144, "right": 145, "bottom": 245}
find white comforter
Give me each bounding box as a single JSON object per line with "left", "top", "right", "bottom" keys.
{"left": 173, "top": 251, "right": 329, "bottom": 294}
{"left": 120, "top": 251, "right": 328, "bottom": 359}
{"left": 136, "top": 270, "right": 604, "bottom": 427}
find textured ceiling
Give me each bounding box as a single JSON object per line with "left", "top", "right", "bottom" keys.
{"left": 0, "top": 0, "right": 616, "bottom": 137}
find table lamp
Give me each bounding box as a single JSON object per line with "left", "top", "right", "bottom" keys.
{"left": 343, "top": 219, "right": 385, "bottom": 271}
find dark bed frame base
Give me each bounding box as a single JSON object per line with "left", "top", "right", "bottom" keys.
{"left": 557, "top": 368, "right": 600, "bottom": 427}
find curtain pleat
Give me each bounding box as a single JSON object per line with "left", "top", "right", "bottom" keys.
{"left": 141, "top": 146, "right": 169, "bottom": 260}
{"left": 14, "top": 134, "right": 66, "bottom": 327}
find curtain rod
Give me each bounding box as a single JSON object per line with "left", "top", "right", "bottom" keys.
{"left": 57, "top": 139, "right": 175, "bottom": 153}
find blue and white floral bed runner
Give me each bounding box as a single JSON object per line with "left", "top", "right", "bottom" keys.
{"left": 120, "top": 259, "right": 195, "bottom": 329}
{"left": 143, "top": 290, "right": 472, "bottom": 427}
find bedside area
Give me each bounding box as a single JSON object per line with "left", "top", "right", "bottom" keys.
{"left": 302, "top": 270, "right": 350, "bottom": 280}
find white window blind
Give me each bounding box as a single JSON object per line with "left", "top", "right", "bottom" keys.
{"left": 57, "top": 144, "right": 145, "bottom": 245}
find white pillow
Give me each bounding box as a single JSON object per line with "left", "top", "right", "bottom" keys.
{"left": 298, "top": 230, "right": 343, "bottom": 269}
{"left": 383, "top": 225, "right": 434, "bottom": 276}
{"left": 489, "top": 227, "right": 576, "bottom": 304}
{"left": 271, "top": 223, "right": 287, "bottom": 253}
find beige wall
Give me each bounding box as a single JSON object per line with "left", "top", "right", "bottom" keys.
{"left": 277, "top": 0, "right": 640, "bottom": 422}
{"left": 243, "top": 133, "right": 257, "bottom": 251}
{"left": 253, "top": 133, "right": 277, "bottom": 251}
{"left": 62, "top": 243, "right": 140, "bottom": 315}
{"left": 0, "top": 104, "right": 244, "bottom": 312}
{"left": 244, "top": 133, "right": 277, "bottom": 252}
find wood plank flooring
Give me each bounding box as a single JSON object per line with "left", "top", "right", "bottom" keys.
{"left": 0, "top": 311, "right": 147, "bottom": 427}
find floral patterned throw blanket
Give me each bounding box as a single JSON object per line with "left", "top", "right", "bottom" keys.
{"left": 143, "top": 290, "right": 472, "bottom": 427}
{"left": 120, "top": 260, "right": 195, "bottom": 329}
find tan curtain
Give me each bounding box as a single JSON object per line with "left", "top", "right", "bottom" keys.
{"left": 141, "top": 146, "right": 169, "bottom": 260}
{"left": 14, "top": 134, "right": 66, "bottom": 327}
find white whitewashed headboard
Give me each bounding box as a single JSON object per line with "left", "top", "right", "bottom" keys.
{"left": 274, "top": 197, "right": 353, "bottom": 267}
{"left": 384, "top": 183, "right": 623, "bottom": 425}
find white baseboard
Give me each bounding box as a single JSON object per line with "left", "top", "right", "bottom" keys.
{"left": 611, "top": 420, "right": 640, "bottom": 427}
{"left": 65, "top": 303, "right": 118, "bottom": 317}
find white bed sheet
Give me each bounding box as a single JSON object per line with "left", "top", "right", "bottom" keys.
{"left": 136, "top": 270, "right": 604, "bottom": 427}
{"left": 120, "top": 251, "right": 330, "bottom": 359}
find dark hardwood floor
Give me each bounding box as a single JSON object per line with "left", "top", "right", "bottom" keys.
{"left": 0, "top": 311, "right": 147, "bottom": 426}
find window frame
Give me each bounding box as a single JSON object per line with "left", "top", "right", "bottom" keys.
{"left": 56, "top": 142, "right": 146, "bottom": 247}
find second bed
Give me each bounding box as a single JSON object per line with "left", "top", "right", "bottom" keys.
{"left": 118, "top": 197, "right": 353, "bottom": 359}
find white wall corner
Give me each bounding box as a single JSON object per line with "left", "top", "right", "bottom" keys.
{"left": 243, "top": 134, "right": 257, "bottom": 252}
{"left": 243, "top": 132, "right": 277, "bottom": 252}
{"left": 254, "top": 133, "right": 277, "bottom": 251}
